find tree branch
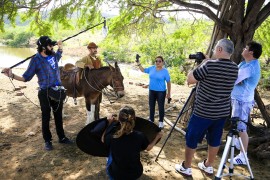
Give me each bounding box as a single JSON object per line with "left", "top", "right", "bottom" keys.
{"left": 243, "top": 0, "right": 264, "bottom": 32}
{"left": 191, "top": 0, "right": 219, "bottom": 10}
{"left": 256, "top": 2, "right": 270, "bottom": 29}
{"left": 168, "top": 0, "right": 230, "bottom": 32}
{"left": 16, "top": 0, "right": 53, "bottom": 10}
{"left": 157, "top": 8, "right": 203, "bottom": 14}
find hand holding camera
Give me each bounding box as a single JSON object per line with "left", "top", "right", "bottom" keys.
{"left": 135, "top": 54, "right": 141, "bottom": 64}
{"left": 189, "top": 52, "right": 206, "bottom": 65}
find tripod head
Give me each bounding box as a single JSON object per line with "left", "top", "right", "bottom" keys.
{"left": 229, "top": 117, "right": 239, "bottom": 131}
{"left": 227, "top": 117, "right": 242, "bottom": 136}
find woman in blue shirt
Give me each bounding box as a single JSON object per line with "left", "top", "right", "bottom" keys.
{"left": 136, "top": 56, "right": 171, "bottom": 129}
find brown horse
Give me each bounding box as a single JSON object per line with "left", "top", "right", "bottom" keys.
{"left": 60, "top": 62, "right": 125, "bottom": 124}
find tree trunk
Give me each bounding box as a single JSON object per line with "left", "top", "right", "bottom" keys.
{"left": 255, "top": 88, "right": 270, "bottom": 127}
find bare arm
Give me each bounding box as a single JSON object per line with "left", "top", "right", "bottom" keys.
{"left": 166, "top": 81, "right": 171, "bottom": 99}
{"left": 146, "top": 131, "right": 163, "bottom": 151}
{"left": 2, "top": 68, "right": 25, "bottom": 82}
{"left": 101, "top": 114, "right": 117, "bottom": 143}
{"left": 187, "top": 70, "right": 197, "bottom": 85}
{"left": 137, "top": 63, "right": 144, "bottom": 72}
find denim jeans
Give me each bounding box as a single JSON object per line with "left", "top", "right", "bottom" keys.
{"left": 231, "top": 99, "right": 254, "bottom": 132}
{"left": 106, "top": 152, "right": 114, "bottom": 180}
{"left": 149, "top": 90, "right": 166, "bottom": 122}
{"left": 38, "top": 89, "right": 65, "bottom": 142}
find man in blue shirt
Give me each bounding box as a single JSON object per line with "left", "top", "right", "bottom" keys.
{"left": 2, "top": 36, "right": 72, "bottom": 151}
{"left": 229, "top": 41, "right": 262, "bottom": 165}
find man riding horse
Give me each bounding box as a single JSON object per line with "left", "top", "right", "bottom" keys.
{"left": 75, "top": 42, "right": 103, "bottom": 123}
{"left": 75, "top": 42, "right": 103, "bottom": 70}
{"left": 60, "top": 62, "right": 125, "bottom": 125}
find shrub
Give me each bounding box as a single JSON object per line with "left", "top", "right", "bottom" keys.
{"left": 168, "top": 67, "right": 186, "bottom": 85}
{"left": 7, "top": 31, "right": 33, "bottom": 47}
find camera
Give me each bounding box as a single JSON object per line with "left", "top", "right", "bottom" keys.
{"left": 135, "top": 54, "right": 141, "bottom": 63}
{"left": 189, "top": 52, "right": 205, "bottom": 61}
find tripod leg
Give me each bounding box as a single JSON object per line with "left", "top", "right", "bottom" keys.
{"left": 215, "top": 136, "right": 233, "bottom": 179}
{"left": 238, "top": 138, "right": 254, "bottom": 179}
{"left": 155, "top": 88, "right": 196, "bottom": 162}
{"left": 227, "top": 135, "right": 237, "bottom": 177}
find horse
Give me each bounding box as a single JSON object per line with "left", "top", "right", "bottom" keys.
{"left": 60, "top": 62, "right": 125, "bottom": 125}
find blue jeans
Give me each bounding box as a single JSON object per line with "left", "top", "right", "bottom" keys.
{"left": 106, "top": 152, "right": 114, "bottom": 180}
{"left": 149, "top": 90, "right": 166, "bottom": 122}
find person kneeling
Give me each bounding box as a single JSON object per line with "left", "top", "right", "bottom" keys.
{"left": 102, "top": 106, "right": 162, "bottom": 180}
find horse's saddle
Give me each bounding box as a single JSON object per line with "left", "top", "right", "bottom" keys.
{"left": 60, "top": 63, "right": 80, "bottom": 80}
{"left": 60, "top": 63, "right": 82, "bottom": 100}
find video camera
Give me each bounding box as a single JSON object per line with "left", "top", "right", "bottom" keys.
{"left": 189, "top": 52, "right": 205, "bottom": 64}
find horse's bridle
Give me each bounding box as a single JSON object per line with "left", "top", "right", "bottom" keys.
{"left": 82, "top": 68, "right": 123, "bottom": 104}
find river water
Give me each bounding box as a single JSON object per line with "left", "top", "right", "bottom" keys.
{"left": 0, "top": 46, "right": 75, "bottom": 69}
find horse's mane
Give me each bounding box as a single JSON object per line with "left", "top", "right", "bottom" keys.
{"left": 92, "top": 66, "right": 110, "bottom": 71}
{"left": 84, "top": 66, "right": 111, "bottom": 74}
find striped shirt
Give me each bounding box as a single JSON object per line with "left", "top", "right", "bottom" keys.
{"left": 193, "top": 59, "right": 238, "bottom": 119}
{"left": 23, "top": 50, "right": 62, "bottom": 89}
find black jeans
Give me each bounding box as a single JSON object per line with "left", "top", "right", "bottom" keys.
{"left": 149, "top": 90, "right": 166, "bottom": 122}
{"left": 38, "top": 89, "right": 66, "bottom": 142}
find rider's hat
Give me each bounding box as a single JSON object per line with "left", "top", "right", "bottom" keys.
{"left": 87, "top": 42, "right": 98, "bottom": 49}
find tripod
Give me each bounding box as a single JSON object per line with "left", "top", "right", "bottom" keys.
{"left": 215, "top": 117, "right": 254, "bottom": 180}
{"left": 155, "top": 87, "right": 195, "bottom": 161}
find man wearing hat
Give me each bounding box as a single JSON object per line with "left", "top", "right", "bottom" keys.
{"left": 75, "top": 42, "right": 103, "bottom": 120}
{"left": 75, "top": 42, "right": 103, "bottom": 69}
{"left": 2, "top": 36, "right": 73, "bottom": 151}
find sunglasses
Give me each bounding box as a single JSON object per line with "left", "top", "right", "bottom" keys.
{"left": 155, "top": 60, "right": 162, "bottom": 63}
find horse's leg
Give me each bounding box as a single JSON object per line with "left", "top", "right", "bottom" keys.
{"left": 85, "top": 97, "right": 96, "bottom": 125}
{"left": 95, "top": 93, "right": 102, "bottom": 120}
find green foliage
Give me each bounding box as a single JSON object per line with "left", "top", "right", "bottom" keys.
{"left": 7, "top": 31, "right": 33, "bottom": 47}
{"left": 254, "top": 17, "right": 270, "bottom": 89}
{"left": 168, "top": 67, "right": 186, "bottom": 85}
{"left": 0, "top": 31, "right": 15, "bottom": 40}
{"left": 0, "top": 1, "right": 18, "bottom": 32}
{"left": 101, "top": 37, "right": 133, "bottom": 62}
{"left": 100, "top": 18, "right": 212, "bottom": 72}
{"left": 254, "top": 18, "right": 270, "bottom": 59}
{"left": 172, "top": 20, "right": 213, "bottom": 55}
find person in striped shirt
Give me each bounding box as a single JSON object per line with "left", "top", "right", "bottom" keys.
{"left": 175, "top": 38, "right": 238, "bottom": 176}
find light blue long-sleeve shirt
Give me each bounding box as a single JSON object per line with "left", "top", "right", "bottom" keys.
{"left": 231, "top": 59, "right": 260, "bottom": 102}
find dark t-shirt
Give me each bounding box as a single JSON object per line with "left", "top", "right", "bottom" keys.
{"left": 104, "top": 122, "right": 149, "bottom": 180}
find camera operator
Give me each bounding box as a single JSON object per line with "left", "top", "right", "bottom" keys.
{"left": 229, "top": 41, "right": 262, "bottom": 165}
{"left": 175, "top": 39, "right": 239, "bottom": 176}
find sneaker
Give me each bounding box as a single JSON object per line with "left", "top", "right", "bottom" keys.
{"left": 198, "top": 159, "right": 214, "bottom": 175}
{"left": 45, "top": 141, "right": 53, "bottom": 151}
{"left": 59, "top": 137, "right": 73, "bottom": 144}
{"left": 228, "top": 154, "right": 247, "bottom": 165}
{"left": 175, "top": 161, "right": 192, "bottom": 177}
{"left": 159, "top": 122, "right": 164, "bottom": 129}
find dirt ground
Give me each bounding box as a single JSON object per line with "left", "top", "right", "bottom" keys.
{"left": 1, "top": 62, "right": 270, "bottom": 180}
